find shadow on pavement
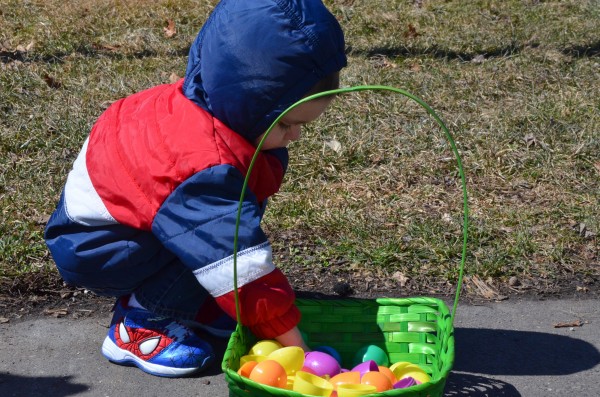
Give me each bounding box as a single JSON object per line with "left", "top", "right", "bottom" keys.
{"left": 0, "top": 372, "right": 88, "bottom": 397}
{"left": 454, "top": 327, "right": 600, "bottom": 375}
{"left": 445, "top": 372, "right": 521, "bottom": 396}
{"left": 189, "top": 331, "right": 231, "bottom": 377}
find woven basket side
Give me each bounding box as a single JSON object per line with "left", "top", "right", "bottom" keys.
{"left": 297, "top": 298, "right": 451, "bottom": 375}
{"left": 222, "top": 297, "right": 454, "bottom": 397}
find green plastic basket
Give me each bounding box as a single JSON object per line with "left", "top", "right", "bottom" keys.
{"left": 222, "top": 85, "right": 469, "bottom": 397}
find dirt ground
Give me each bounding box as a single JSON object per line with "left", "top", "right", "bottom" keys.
{"left": 1, "top": 262, "right": 598, "bottom": 323}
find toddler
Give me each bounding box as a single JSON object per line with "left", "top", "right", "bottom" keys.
{"left": 44, "top": 0, "right": 346, "bottom": 377}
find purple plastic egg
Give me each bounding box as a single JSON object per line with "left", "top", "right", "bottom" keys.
{"left": 351, "top": 360, "right": 379, "bottom": 377}
{"left": 303, "top": 351, "right": 342, "bottom": 377}
{"left": 314, "top": 345, "right": 342, "bottom": 364}
{"left": 393, "top": 376, "right": 417, "bottom": 389}
{"left": 300, "top": 365, "right": 318, "bottom": 375}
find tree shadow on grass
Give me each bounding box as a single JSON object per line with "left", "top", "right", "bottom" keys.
{"left": 348, "top": 43, "right": 524, "bottom": 61}
{"left": 350, "top": 40, "right": 600, "bottom": 61}
{"left": 562, "top": 40, "right": 600, "bottom": 57}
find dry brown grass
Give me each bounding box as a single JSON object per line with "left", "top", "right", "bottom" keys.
{"left": 1, "top": 0, "right": 598, "bottom": 298}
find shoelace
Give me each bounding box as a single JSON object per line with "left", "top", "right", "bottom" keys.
{"left": 165, "top": 321, "right": 192, "bottom": 340}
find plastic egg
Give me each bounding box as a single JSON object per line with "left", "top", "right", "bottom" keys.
{"left": 237, "top": 360, "right": 258, "bottom": 377}
{"left": 304, "top": 351, "right": 342, "bottom": 377}
{"left": 267, "top": 346, "right": 305, "bottom": 375}
{"left": 293, "top": 370, "right": 334, "bottom": 396}
{"left": 314, "top": 345, "right": 342, "bottom": 364}
{"left": 336, "top": 383, "right": 377, "bottom": 397}
{"left": 403, "top": 370, "right": 430, "bottom": 384}
{"left": 353, "top": 345, "right": 389, "bottom": 367}
{"left": 329, "top": 371, "right": 361, "bottom": 390}
{"left": 350, "top": 360, "right": 378, "bottom": 377}
{"left": 249, "top": 359, "right": 287, "bottom": 388}
{"left": 393, "top": 376, "right": 417, "bottom": 389}
{"left": 360, "top": 370, "right": 393, "bottom": 392}
{"left": 389, "top": 361, "right": 412, "bottom": 374}
{"left": 240, "top": 354, "right": 266, "bottom": 366}
{"left": 285, "top": 375, "right": 295, "bottom": 390}
{"left": 377, "top": 365, "right": 396, "bottom": 384}
{"left": 300, "top": 365, "right": 318, "bottom": 375}
{"left": 392, "top": 364, "right": 431, "bottom": 384}
{"left": 249, "top": 340, "right": 283, "bottom": 356}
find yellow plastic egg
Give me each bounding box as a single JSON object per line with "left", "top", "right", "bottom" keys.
{"left": 240, "top": 354, "right": 266, "bottom": 366}
{"left": 267, "top": 346, "right": 305, "bottom": 375}
{"left": 389, "top": 361, "right": 412, "bottom": 375}
{"left": 249, "top": 340, "right": 283, "bottom": 356}
{"left": 392, "top": 364, "right": 431, "bottom": 384}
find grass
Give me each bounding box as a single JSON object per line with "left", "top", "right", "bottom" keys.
{"left": 1, "top": 0, "right": 598, "bottom": 296}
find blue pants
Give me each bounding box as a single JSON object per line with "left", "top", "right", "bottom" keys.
{"left": 44, "top": 192, "right": 210, "bottom": 321}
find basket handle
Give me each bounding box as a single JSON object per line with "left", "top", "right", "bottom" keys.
{"left": 232, "top": 85, "right": 468, "bottom": 328}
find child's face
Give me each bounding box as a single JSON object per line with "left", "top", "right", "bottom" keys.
{"left": 254, "top": 98, "right": 333, "bottom": 150}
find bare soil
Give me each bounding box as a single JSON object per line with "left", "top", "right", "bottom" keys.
{"left": 1, "top": 263, "right": 598, "bottom": 323}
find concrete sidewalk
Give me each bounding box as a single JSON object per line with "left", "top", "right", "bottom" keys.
{"left": 1, "top": 298, "right": 599, "bottom": 396}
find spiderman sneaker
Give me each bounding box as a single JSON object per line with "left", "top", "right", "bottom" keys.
{"left": 181, "top": 296, "right": 237, "bottom": 338}
{"left": 184, "top": 312, "right": 238, "bottom": 338}
{"left": 101, "top": 300, "right": 215, "bottom": 377}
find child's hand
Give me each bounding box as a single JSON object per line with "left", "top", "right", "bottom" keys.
{"left": 275, "top": 326, "right": 310, "bottom": 352}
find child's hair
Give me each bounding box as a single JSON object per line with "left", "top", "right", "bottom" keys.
{"left": 305, "top": 72, "right": 340, "bottom": 97}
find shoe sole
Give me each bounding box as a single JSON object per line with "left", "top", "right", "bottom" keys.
{"left": 101, "top": 336, "right": 213, "bottom": 378}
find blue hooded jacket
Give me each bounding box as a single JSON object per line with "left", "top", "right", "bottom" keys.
{"left": 183, "top": 0, "right": 347, "bottom": 142}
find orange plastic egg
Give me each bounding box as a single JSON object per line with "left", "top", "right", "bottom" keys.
{"left": 377, "top": 366, "right": 396, "bottom": 384}
{"left": 361, "top": 370, "right": 393, "bottom": 392}
{"left": 329, "top": 371, "right": 361, "bottom": 390}
{"left": 238, "top": 360, "right": 259, "bottom": 378}
{"left": 249, "top": 359, "right": 288, "bottom": 388}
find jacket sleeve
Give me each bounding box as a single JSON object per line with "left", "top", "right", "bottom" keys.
{"left": 151, "top": 163, "right": 299, "bottom": 338}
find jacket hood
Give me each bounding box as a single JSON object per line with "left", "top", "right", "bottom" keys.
{"left": 182, "top": 0, "right": 347, "bottom": 142}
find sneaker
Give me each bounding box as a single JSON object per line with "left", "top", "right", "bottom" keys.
{"left": 182, "top": 296, "right": 238, "bottom": 338}
{"left": 184, "top": 313, "right": 238, "bottom": 338}
{"left": 101, "top": 299, "right": 215, "bottom": 377}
